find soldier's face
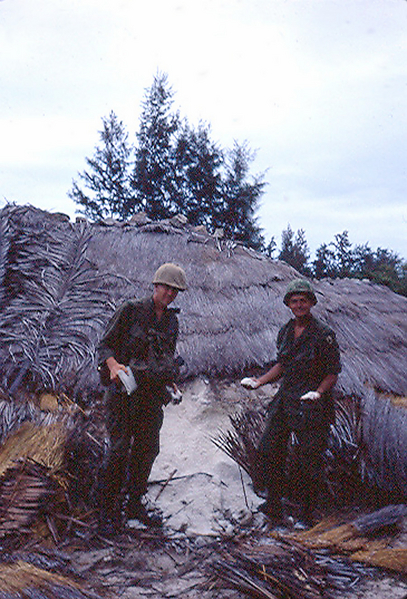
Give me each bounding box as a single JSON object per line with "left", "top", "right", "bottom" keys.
{"left": 288, "top": 294, "right": 313, "bottom": 318}
{"left": 153, "top": 283, "right": 178, "bottom": 309}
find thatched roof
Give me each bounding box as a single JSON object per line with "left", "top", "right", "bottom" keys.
{"left": 0, "top": 202, "right": 405, "bottom": 402}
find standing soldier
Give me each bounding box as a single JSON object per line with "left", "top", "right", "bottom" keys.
{"left": 242, "top": 279, "right": 341, "bottom": 526}
{"left": 97, "top": 263, "right": 187, "bottom": 534}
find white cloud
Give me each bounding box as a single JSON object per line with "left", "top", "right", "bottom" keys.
{"left": 0, "top": 0, "right": 406, "bottom": 258}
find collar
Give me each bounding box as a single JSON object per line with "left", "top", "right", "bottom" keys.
{"left": 147, "top": 295, "right": 180, "bottom": 316}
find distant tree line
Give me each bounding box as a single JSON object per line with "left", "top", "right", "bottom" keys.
{"left": 69, "top": 72, "right": 265, "bottom": 251}
{"left": 69, "top": 72, "right": 406, "bottom": 297}
{"left": 268, "top": 225, "right": 407, "bottom": 297}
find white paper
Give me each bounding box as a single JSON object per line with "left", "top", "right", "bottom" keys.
{"left": 118, "top": 368, "right": 137, "bottom": 395}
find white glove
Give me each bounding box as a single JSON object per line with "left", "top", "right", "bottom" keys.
{"left": 240, "top": 377, "right": 260, "bottom": 390}
{"left": 300, "top": 391, "right": 321, "bottom": 401}
{"left": 170, "top": 388, "right": 183, "bottom": 405}
{"left": 166, "top": 385, "right": 183, "bottom": 404}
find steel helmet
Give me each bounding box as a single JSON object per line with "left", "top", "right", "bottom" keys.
{"left": 153, "top": 263, "right": 187, "bottom": 291}
{"left": 283, "top": 279, "right": 317, "bottom": 306}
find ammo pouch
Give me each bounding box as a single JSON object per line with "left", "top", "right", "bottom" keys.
{"left": 136, "top": 327, "right": 181, "bottom": 386}
{"left": 130, "top": 353, "right": 179, "bottom": 387}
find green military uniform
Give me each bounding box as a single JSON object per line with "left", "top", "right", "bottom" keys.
{"left": 257, "top": 315, "right": 341, "bottom": 518}
{"left": 98, "top": 297, "right": 180, "bottom": 521}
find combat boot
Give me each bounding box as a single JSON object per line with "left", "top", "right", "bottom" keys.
{"left": 126, "top": 497, "right": 162, "bottom": 527}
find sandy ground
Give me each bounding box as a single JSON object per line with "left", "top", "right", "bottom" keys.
{"left": 71, "top": 378, "right": 407, "bottom": 598}
{"left": 146, "top": 377, "right": 261, "bottom": 535}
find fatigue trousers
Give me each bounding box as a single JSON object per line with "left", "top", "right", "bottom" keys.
{"left": 100, "top": 385, "right": 164, "bottom": 516}
{"left": 257, "top": 405, "right": 330, "bottom": 514}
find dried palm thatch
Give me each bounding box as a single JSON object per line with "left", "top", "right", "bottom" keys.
{"left": 361, "top": 388, "right": 407, "bottom": 499}
{"left": 0, "top": 203, "right": 406, "bottom": 499}
{"left": 1, "top": 203, "right": 406, "bottom": 394}
{"left": 0, "top": 420, "right": 67, "bottom": 477}
{"left": 0, "top": 207, "right": 11, "bottom": 309}
{"left": 0, "top": 395, "right": 39, "bottom": 444}
{"left": 209, "top": 506, "right": 407, "bottom": 598}
{"left": 0, "top": 395, "right": 106, "bottom": 598}
{"left": 0, "top": 457, "right": 64, "bottom": 536}
{"left": 0, "top": 559, "right": 102, "bottom": 598}
{"left": 212, "top": 395, "right": 389, "bottom": 507}
{"left": 210, "top": 535, "right": 372, "bottom": 599}
{"left": 0, "top": 204, "right": 113, "bottom": 402}
{"left": 288, "top": 504, "right": 407, "bottom": 573}
{"left": 351, "top": 546, "right": 407, "bottom": 572}
{"left": 0, "top": 416, "right": 68, "bottom": 538}
{"left": 0, "top": 396, "right": 104, "bottom": 543}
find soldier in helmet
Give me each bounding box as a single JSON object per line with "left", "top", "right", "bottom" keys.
{"left": 241, "top": 279, "right": 341, "bottom": 526}
{"left": 97, "top": 263, "right": 187, "bottom": 534}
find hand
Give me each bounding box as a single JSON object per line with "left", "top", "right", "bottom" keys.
{"left": 171, "top": 389, "right": 183, "bottom": 404}
{"left": 166, "top": 384, "right": 183, "bottom": 404}
{"left": 240, "top": 377, "right": 261, "bottom": 390}
{"left": 300, "top": 391, "right": 321, "bottom": 401}
{"left": 106, "top": 357, "right": 128, "bottom": 381}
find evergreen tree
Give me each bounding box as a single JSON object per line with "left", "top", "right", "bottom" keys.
{"left": 219, "top": 142, "right": 265, "bottom": 250}
{"left": 264, "top": 236, "right": 277, "bottom": 258}
{"left": 367, "top": 247, "right": 405, "bottom": 294}
{"left": 352, "top": 243, "right": 375, "bottom": 276}
{"left": 173, "top": 120, "right": 223, "bottom": 229}
{"left": 68, "top": 111, "right": 135, "bottom": 220}
{"left": 332, "top": 230, "right": 353, "bottom": 277}
{"left": 279, "top": 224, "right": 311, "bottom": 275}
{"left": 68, "top": 72, "right": 267, "bottom": 249}
{"left": 313, "top": 243, "right": 337, "bottom": 278}
{"left": 132, "top": 72, "right": 179, "bottom": 220}
{"left": 312, "top": 233, "right": 406, "bottom": 297}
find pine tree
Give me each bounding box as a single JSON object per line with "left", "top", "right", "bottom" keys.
{"left": 279, "top": 225, "right": 310, "bottom": 275}
{"left": 173, "top": 120, "right": 223, "bottom": 229}
{"left": 313, "top": 243, "right": 337, "bottom": 279}
{"left": 219, "top": 142, "right": 265, "bottom": 250}
{"left": 264, "top": 236, "right": 277, "bottom": 258}
{"left": 132, "top": 73, "right": 179, "bottom": 220}
{"left": 68, "top": 111, "right": 135, "bottom": 220}
{"left": 68, "top": 73, "right": 266, "bottom": 250}
{"left": 332, "top": 230, "right": 353, "bottom": 277}
{"left": 352, "top": 243, "right": 375, "bottom": 276}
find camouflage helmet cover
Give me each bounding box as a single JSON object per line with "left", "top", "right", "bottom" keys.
{"left": 283, "top": 279, "right": 317, "bottom": 306}
{"left": 153, "top": 263, "right": 187, "bottom": 291}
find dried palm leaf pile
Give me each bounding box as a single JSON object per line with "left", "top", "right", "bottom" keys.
{"left": 212, "top": 395, "right": 389, "bottom": 508}
{"left": 211, "top": 539, "right": 372, "bottom": 599}
{"left": 210, "top": 504, "right": 407, "bottom": 598}
{"left": 291, "top": 504, "right": 407, "bottom": 568}
{"left": 0, "top": 560, "right": 99, "bottom": 599}
{"left": 0, "top": 393, "right": 106, "bottom": 596}
{"left": 0, "top": 395, "right": 104, "bottom": 542}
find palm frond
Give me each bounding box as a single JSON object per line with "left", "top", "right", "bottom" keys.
{"left": 0, "top": 207, "right": 12, "bottom": 309}
{"left": 0, "top": 457, "right": 64, "bottom": 536}
{"left": 212, "top": 395, "right": 403, "bottom": 507}
{"left": 0, "top": 559, "right": 102, "bottom": 598}
{"left": 0, "top": 209, "right": 113, "bottom": 399}
{"left": 211, "top": 536, "right": 370, "bottom": 599}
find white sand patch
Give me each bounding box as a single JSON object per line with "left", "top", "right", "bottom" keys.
{"left": 146, "top": 378, "right": 261, "bottom": 535}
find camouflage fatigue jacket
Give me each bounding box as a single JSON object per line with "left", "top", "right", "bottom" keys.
{"left": 98, "top": 296, "right": 180, "bottom": 391}
{"left": 274, "top": 315, "right": 341, "bottom": 426}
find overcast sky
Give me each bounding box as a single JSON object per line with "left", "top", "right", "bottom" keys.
{"left": 1, "top": 0, "right": 406, "bottom": 259}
